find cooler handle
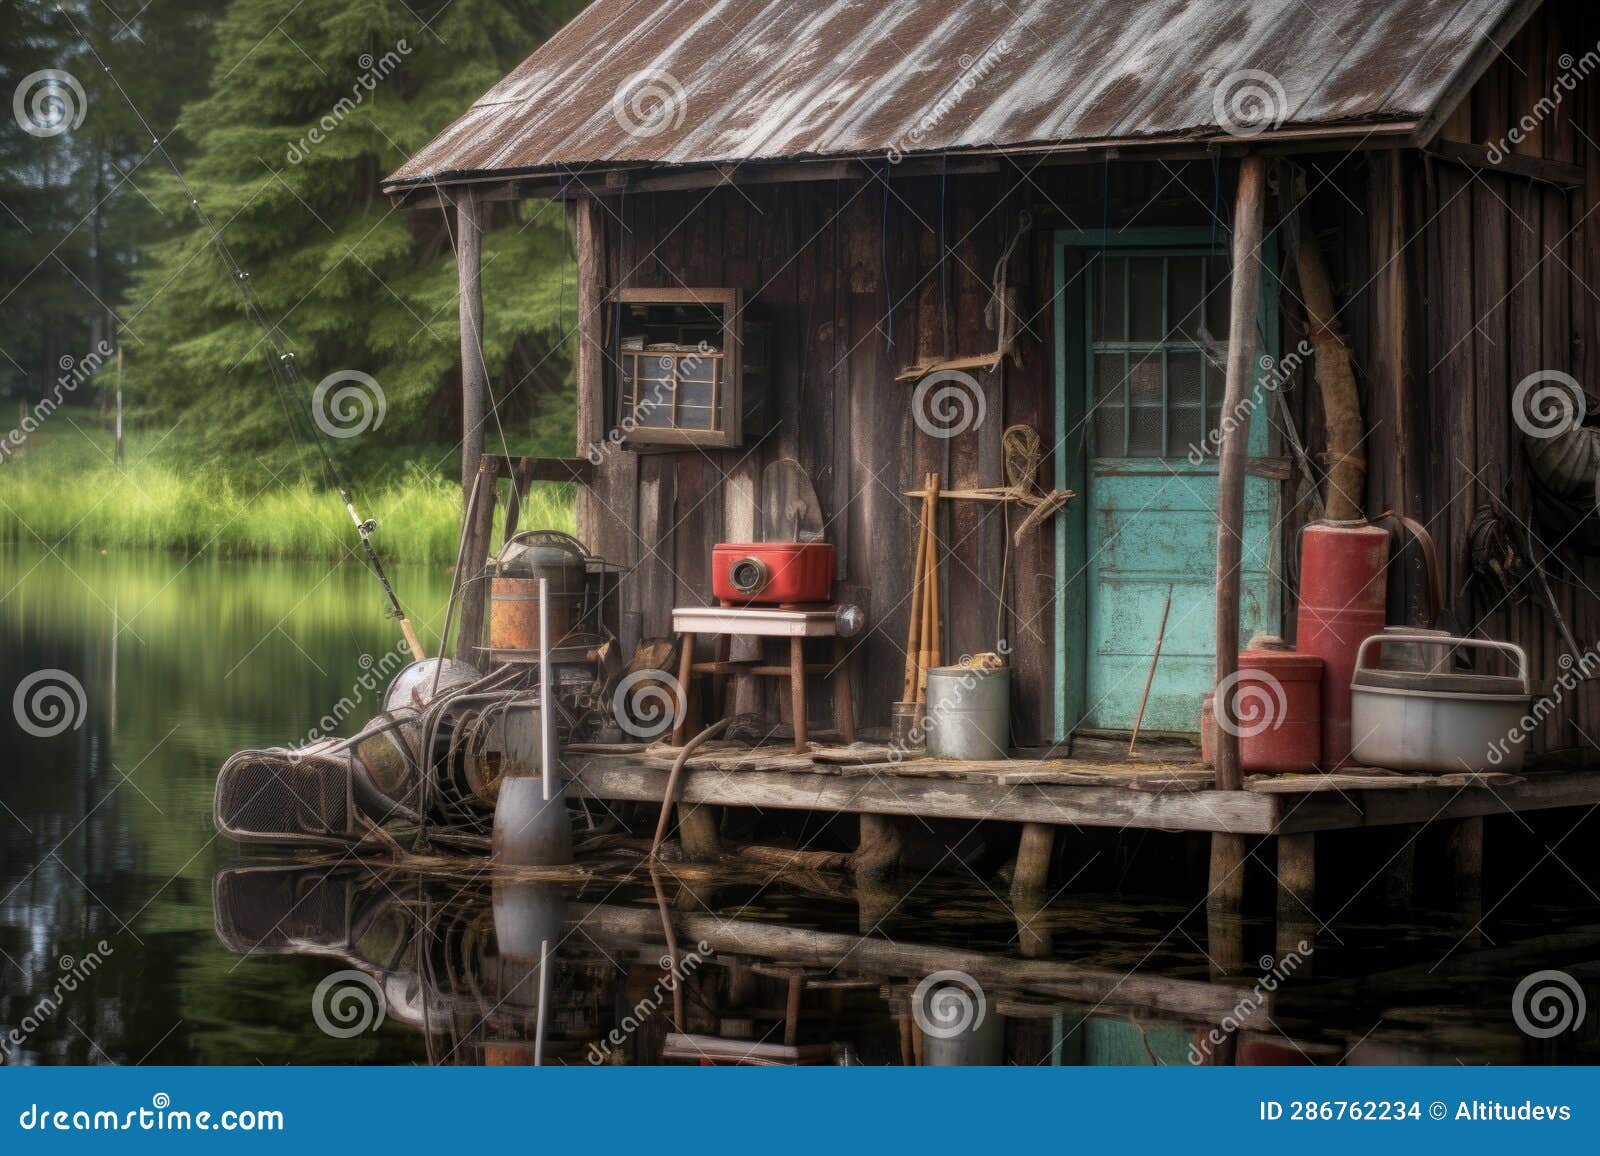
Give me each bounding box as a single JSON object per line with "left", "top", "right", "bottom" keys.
{"left": 1352, "top": 633, "right": 1529, "bottom": 695}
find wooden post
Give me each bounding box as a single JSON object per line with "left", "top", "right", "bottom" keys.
{"left": 1447, "top": 816, "right": 1485, "bottom": 944}
{"left": 1380, "top": 827, "right": 1418, "bottom": 913}
{"left": 676, "top": 804, "right": 721, "bottom": 860}
{"left": 457, "top": 189, "right": 486, "bottom": 502}
{"left": 830, "top": 637, "right": 855, "bottom": 743}
{"left": 855, "top": 814, "right": 902, "bottom": 880}
{"left": 1011, "top": 822, "right": 1055, "bottom": 900}
{"left": 1212, "top": 155, "right": 1269, "bottom": 791}
{"left": 451, "top": 458, "right": 499, "bottom": 664}
{"left": 1207, "top": 832, "right": 1247, "bottom": 977}
{"left": 789, "top": 636, "right": 808, "bottom": 751}
{"left": 1276, "top": 832, "right": 1316, "bottom": 970}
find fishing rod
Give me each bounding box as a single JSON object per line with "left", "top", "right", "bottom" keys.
{"left": 65, "top": 9, "right": 425, "bottom": 661}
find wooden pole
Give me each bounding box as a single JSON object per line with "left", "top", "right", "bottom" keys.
{"left": 113, "top": 346, "right": 124, "bottom": 468}
{"left": 451, "top": 457, "right": 499, "bottom": 663}
{"left": 457, "top": 189, "right": 486, "bottom": 503}
{"left": 1127, "top": 585, "right": 1173, "bottom": 756}
{"left": 1212, "top": 155, "right": 1268, "bottom": 792}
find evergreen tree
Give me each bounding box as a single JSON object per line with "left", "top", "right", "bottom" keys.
{"left": 123, "top": 0, "right": 583, "bottom": 478}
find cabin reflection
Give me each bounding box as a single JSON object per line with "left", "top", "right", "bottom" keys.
{"left": 212, "top": 862, "right": 1599, "bottom": 1066}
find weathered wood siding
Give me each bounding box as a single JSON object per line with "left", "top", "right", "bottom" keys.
{"left": 576, "top": 165, "right": 1231, "bottom": 743}
{"left": 1289, "top": 0, "right": 1600, "bottom": 759}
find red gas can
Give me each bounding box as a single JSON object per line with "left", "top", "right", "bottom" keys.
{"left": 1295, "top": 520, "right": 1390, "bottom": 767}
{"left": 711, "top": 542, "right": 834, "bottom": 605}
{"left": 1200, "top": 647, "right": 1323, "bottom": 772}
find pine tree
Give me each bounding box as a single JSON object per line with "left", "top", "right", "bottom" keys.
{"left": 124, "top": 0, "right": 583, "bottom": 478}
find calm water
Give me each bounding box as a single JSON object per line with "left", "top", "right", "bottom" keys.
{"left": 3, "top": 544, "right": 1599, "bottom": 1065}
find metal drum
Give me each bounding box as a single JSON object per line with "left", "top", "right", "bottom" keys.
{"left": 924, "top": 665, "right": 1011, "bottom": 760}
{"left": 488, "top": 531, "right": 592, "bottom": 653}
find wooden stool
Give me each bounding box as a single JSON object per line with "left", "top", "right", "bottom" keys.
{"left": 670, "top": 605, "right": 855, "bottom": 752}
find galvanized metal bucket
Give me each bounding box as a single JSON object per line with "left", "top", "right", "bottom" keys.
{"left": 925, "top": 665, "right": 1010, "bottom": 760}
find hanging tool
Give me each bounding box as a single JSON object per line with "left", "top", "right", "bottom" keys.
{"left": 66, "top": 9, "right": 423, "bottom": 660}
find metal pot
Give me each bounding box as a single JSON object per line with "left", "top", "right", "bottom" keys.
{"left": 489, "top": 530, "right": 592, "bottom": 651}
{"left": 1349, "top": 634, "right": 1532, "bottom": 772}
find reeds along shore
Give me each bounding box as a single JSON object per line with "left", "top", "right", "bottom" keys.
{"left": 0, "top": 430, "right": 575, "bottom": 564}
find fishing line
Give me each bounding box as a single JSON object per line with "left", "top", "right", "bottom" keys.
{"left": 65, "top": 7, "right": 423, "bottom": 659}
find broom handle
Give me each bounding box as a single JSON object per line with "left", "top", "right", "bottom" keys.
{"left": 903, "top": 474, "right": 930, "bottom": 700}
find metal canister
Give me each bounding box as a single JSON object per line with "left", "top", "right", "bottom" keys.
{"left": 924, "top": 666, "right": 1010, "bottom": 760}
{"left": 1295, "top": 520, "right": 1390, "bottom": 767}
{"left": 489, "top": 531, "right": 591, "bottom": 652}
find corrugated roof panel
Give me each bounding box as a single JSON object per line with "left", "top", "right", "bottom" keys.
{"left": 385, "top": 0, "right": 1525, "bottom": 188}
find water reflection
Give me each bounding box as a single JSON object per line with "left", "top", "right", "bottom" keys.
{"left": 211, "top": 860, "right": 1600, "bottom": 1066}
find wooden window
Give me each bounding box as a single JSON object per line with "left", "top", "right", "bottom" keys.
{"left": 1088, "top": 253, "right": 1231, "bottom": 459}
{"left": 611, "top": 287, "right": 761, "bottom": 449}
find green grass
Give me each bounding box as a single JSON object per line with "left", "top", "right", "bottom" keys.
{"left": 0, "top": 426, "right": 575, "bottom": 565}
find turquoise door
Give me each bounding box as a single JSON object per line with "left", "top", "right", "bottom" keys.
{"left": 1053, "top": 233, "right": 1278, "bottom": 738}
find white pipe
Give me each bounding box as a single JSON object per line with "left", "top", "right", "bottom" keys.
{"left": 539, "top": 577, "right": 555, "bottom": 802}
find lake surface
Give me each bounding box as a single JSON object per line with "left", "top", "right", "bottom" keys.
{"left": 3, "top": 544, "right": 1598, "bottom": 1066}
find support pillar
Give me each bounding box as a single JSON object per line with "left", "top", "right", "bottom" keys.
{"left": 456, "top": 189, "right": 485, "bottom": 501}
{"left": 1276, "top": 832, "right": 1316, "bottom": 970}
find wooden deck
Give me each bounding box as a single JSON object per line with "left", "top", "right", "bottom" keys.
{"left": 562, "top": 742, "right": 1600, "bottom": 836}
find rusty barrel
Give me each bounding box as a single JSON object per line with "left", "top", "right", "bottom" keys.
{"left": 1200, "top": 647, "right": 1322, "bottom": 773}
{"left": 488, "top": 531, "right": 591, "bottom": 653}
{"left": 1294, "top": 520, "right": 1389, "bottom": 767}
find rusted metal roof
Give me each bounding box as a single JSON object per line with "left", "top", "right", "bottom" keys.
{"left": 385, "top": 0, "right": 1526, "bottom": 189}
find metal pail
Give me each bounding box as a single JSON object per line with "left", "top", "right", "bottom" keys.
{"left": 924, "top": 666, "right": 1010, "bottom": 760}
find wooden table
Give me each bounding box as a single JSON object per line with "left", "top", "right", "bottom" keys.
{"left": 670, "top": 605, "right": 855, "bottom": 752}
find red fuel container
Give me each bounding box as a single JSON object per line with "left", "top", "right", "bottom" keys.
{"left": 1200, "top": 648, "right": 1324, "bottom": 773}
{"left": 712, "top": 542, "right": 835, "bottom": 605}
{"left": 1295, "top": 521, "right": 1389, "bottom": 767}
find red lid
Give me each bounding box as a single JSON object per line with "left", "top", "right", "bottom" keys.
{"left": 1238, "top": 649, "right": 1324, "bottom": 681}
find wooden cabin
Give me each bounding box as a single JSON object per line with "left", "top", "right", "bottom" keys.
{"left": 385, "top": 0, "right": 1600, "bottom": 948}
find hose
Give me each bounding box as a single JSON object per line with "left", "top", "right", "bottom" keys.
{"left": 649, "top": 718, "right": 732, "bottom": 861}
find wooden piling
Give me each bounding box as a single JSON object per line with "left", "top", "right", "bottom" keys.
{"left": 456, "top": 189, "right": 486, "bottom": 501}
{"left": 1207, "top": 832, "right": 1248, "bottom": 976}
{"left": 1276, "top": 832, "right": 1316, "bottom": 969}
{"left": 1011, "top": 822, "right": 1056, "bottom": 901}
{"left": 1212, "top": 155, "right": 1268, "bottom": 792}
{"left": 1447, "top": 816, "right": 1485, "bottom": 944}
